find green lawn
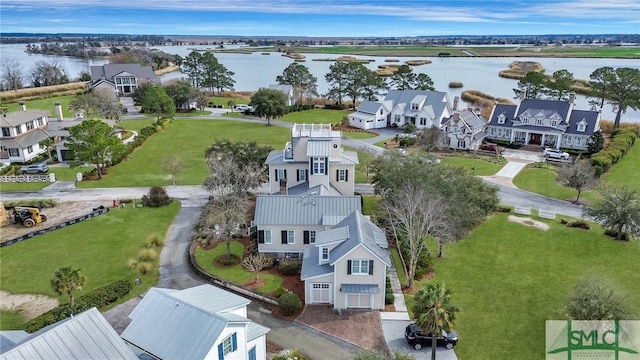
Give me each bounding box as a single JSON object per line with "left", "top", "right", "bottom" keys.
{"left": 173, "top": 110, "right": 212, "bottom": 117}
{"left": 118, "top": 118, "right": 157, "bottom": 132}
{"left": 6, "top": 95, "right": 77, "bottom": 118}
{"left": 404, "top": 213, "right": 640, "bottom": 360}
{"left": 194, "top": 241, "right": 282, "bottom": 295}
{"left": 343, "top": 146, "right": 377, "bottom": 183}
{"left": 439, "top": 155, "right": 506, "bottom": 176}
{"left": 342, "top": 131, "right": 377, "bottom": 140}
{"left": 77, "top": 119, "right": 290, "bottom": 188}
{"left": 361, "top": 195, "right": 380, "bottom": 215}
{"left": 391, "top": 248, "right": 408, "bottom": 287}
{"left": 513, "top": 168, "right": 598, "bottom": 203}
{"left": 209, "top": 96, "right": 250, "bottom": 107}
{"left": 601, "top": 142, "right": 640, "bottom": 192}
{"left": 0, "top": 201, "right": 181, "bottom": 329}
{"left": 0, "top": 182, "right": 49, "bottom": 191}
{"left": 280, "top": 109, "right": 350, "bottom": 124}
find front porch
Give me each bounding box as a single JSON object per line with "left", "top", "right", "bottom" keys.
{"left": 511, "top": 130, "right": 561, "bottom": 149}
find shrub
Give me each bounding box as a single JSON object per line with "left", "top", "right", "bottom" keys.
{"left": 404, "top": 123, "right": 416, "bottom": 134}
{"left": 146, "top": 234, "right": 165, "bottom": 248}
{"left": 496, "top": 205, "right": 512, "bottom": 213}
{"left": 278, "top": 292, "right": 301, "bottom": 316}
{"left": 448, "top": 82, "right": 463, "bottom": 88}
{"left": 560, "top": 218, "right": 568, "bottom": 225}
{"left": 127, "top": 258, "right": 138, "bottom": 270}
{"left": 141, "top": 186, "right": 172, "bottom": 207}
{"left": 604, "top": 149, "right": 623, "bottom": 163}
{"left": 589, "top": 155, "right": 612, "bottom": 171}
{"left": 604, "top": 229, "right": 631, "bottom": 241}
{"left": 136, "top": 262, "right": 153, "bottom": 275}
{"left": 278, "top": 259, "right": 302, "bottom": 275}
{"left": 385, "top": 293, "right": 395, "bottom": 305}
{"left": 139, "top": 124, "right": 158, "bottom": 137}
{"left": 608, "top": 141, "right": 629, "bottom": 156}
{"left": 274, "top": 286, "right": 289, "bottom": 298}
{"left": 567, "top": 220, "right": 591, "bottom": 230}
{"left": 137, "top": 248, "right": 158, "bottom": 261}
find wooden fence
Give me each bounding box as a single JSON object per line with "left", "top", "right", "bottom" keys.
{"left": 0, "top": 174, "right": 55, "bottom": 183}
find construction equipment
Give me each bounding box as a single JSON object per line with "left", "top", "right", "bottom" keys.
{"left": 11, "top": 206, "right": 48, "bottom": 227}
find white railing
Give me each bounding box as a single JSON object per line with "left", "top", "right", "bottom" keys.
{"left": 292, "top": 123, "right": 341, "bottom": 138}
{"left": 538, "top": 209, "right": 557, "bottom": 220}
{"left": 514, "top": 206, "right": 531, "bottom": 215}
{"left": 0, "top": 174, "right": 55, "bottom": 183}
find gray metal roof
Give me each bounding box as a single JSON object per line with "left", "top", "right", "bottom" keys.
{"left": 269, "top": 84, "right": 293, "bottom": 94}
{"left": 0, "top": 308, "right": 137, "bottom": 360}
{"left": 487, "top": 103, "right": 518, "bottom": 127}
{"left": 356, "top": 100, "right": 383, "bottom": 115}
{"left": 265, "top": 150, "right": 284, "bottom": 164}
{"left": 247, "top": 322, "right": 270, "bottom": 342}
{"left": 90, "top": 64, "right": 159, "bottom": 84}
{"left": 306, "top": 140, "right": 332, "bottom": 157}
{"left": 384, "top": 90, "right": 449, "bottom": 118}
{"left": 9, "top": 129, "right": 51, "bottom": 148}
{"left": 349, "top": 111, "right": 375, "bottom": 121}
{"left": 516, "top": 99, "right": 570, "bottom": 120}
{"left": 265, "top": 149, "right": 358, "bottom": 165}
{"left": 566, "top": 110, "right": 599, "bottom": 135}
{"left": 123, "top": 285, "right": 261, "bottom": 360}
{"left": 0, "top": 331, "right": 29, "bottom": 353}
{"left": 329, "top": 212, "right": 391, "bottom": 266}
{"left": 254, "top": 195, "right": 361, "bottom": 226}
{"left": 300, "top": 246, "right": 334, "bottom": 280}
{"left": 314, "top": 226, "right": 350, "bottom": 245}
{"left": 1, "top": 110, "right": 49, "bottom": 127}
{"left": 340, "top": 284, "right": 380, "bottom": 294}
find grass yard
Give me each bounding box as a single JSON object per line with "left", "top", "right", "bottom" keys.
{"left": 6, "top": 95, "right": 78, "bottom": 119}
{"left": 280, "top": 109, "right": 350, "bottom": 124}
{"left": 439, "top": 155, "right": 506, "bottom": 176}
{"left": 173, "top": 110, "right": 213, "bottom": 117}
{"left": 194, "top": 241, "right": 282, "bottom": 295}
{"left": 513, "top": 168, "right": 598, "bottom": 204}
{"left": 600, "top": 142, "right": 640, "bottom": 192}
{"left": 361, "top": 195, "right": 381, "bottom": 216}
{"left": 0, "top": 182, "right": 49, "bottom": 191}
{"left": 0, "top": 201, "right": 181, "bottom": 329}
{"left": 118, "top": 118, "right": 157, "bottom": 132}
{"left": 343, "top": 146, "right": 377, "bottom": 183}
{"left": 209, "top": 96, "right": 251, "bottom": 107}
{"left": 342, "top": 131, "right": 377, "bottom": 140}
{"left": 0, "top": 165, "right": 94, "bottom": 192}
{"left": 77, "top": 119, "right": 290, "bottom": 188}
{"left": 402, "top": 213, "right": 640, "bottom": 360}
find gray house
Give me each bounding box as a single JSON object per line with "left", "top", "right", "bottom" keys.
{"left": 301, "top": 211, "right": 391, "bottom": 310}
{"left": 253, "top": 193, "right": 362, "bottom": 259}
{"left": 0, "top": 102, "right": 50, "bottom": 164}
{"left": 441, "top": 109, "right": 487, "bottom": 150}
{"left": 485, "top": 94, "right": 601, "bottom": 150}
{"left": 89, "top": 63, "right": 160, "bottom": 95}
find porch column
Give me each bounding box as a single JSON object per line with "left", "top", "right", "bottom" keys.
{"left": 541, "top": 134, "right": 546, "bottom": 147}
{"left": 510, "top": 130, "right": 515, "bottom": 143}
{"left": 556, "top": 135, "right": 562, "bottom": 149}
{"left": 525, "top": 132, "right": 530, "bottom": 145}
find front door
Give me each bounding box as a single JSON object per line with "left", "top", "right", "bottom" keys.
{"left": 530, "top": 134, "right": 542, "bottom": 145}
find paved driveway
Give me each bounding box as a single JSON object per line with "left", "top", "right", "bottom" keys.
{"left": 382, "top": 320, "right": 458, "bottom": 360}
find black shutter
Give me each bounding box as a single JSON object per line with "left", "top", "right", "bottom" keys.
{"left": 309, "top": 159, "right": 313, "bottom": 174}
{"left": 369, "top": 260, "right": 374, "bottom": 275}
{"left": 336, "top": 169, "right": 339, "bottom": 181}
{"left": 283, "top": 169, "right": 287, "bottom": 180}
{"left": 281, "top": 230, "right": 287, "bottom": 244}
{"left": 303, "top": 231, "right": 310, "bottom": 244}
{"left": 347, "top": 260, "right": 352, "bottom": 275}
{"left": 305, "top": 169, "right": 308, "bottom": 180}
{"left": 274, "top": 168, "right": 278, "bottom": 181}
{"left": 345, "top": 170, "right": 348, "bottom": 182}
{"left": 324, "top": 158, "right": 328, "bottom": 174}
{"left": 258, "top": 230, "right": 265, "bottom": 244}
{"left": 296, "top": 169, "right": 300, "bottom": 181}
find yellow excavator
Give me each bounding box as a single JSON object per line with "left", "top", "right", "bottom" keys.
{"left": 11, "top": 206, "right": 48, "bottom": 227}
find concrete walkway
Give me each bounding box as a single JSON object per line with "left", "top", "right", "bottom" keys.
{"left": 381, "top": 251, "right": 409, "bottom": 321}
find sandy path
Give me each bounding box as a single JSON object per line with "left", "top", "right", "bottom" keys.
{"left": 0, "top": 291, "right": 59, "bottom": 320}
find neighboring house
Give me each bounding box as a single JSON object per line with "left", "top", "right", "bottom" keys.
{"left": 0, "top": 307, "right": 138, "bottom": 360}
{"left": 301, "top": 211, "right": 391, "bottom": 310}
{"left": 268, "top": 84, "right": 296, "bottom": 106}
{"left": 349, "top": 90, "right": 454, "bottom": 130}
{"left": 253, "top": 192, "right": 362, "bottom": 259}
{"left": 265, "top": 123, "right": 358, "bottom": 196}
{"left": 485, "top": 94, "right": 601, "bottom": 150}
{"left": 441, "top": 109, "right": 487, "bottom": 150}
{"left": 122, "top": 285, "right": 270, "bottom": 360}
{"left": 89, "top": 63, "right": 160, "bottom": 95}
{"left": 0, "top": 101, "right": 50, "bottom": 163}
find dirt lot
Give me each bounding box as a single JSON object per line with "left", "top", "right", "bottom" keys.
{"left": 1, "top": 201, "right": 112, "bottom": 243}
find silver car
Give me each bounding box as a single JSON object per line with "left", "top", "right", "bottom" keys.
{"left": 21, "top": 163, "right": 50, "bottom": 174}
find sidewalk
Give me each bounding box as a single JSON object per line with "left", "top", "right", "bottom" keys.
{"left": 381, "top": 250, "right": 409, "bottom": 321}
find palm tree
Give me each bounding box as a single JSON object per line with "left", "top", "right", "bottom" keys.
{"left": 50, "top": 266, "right": 86, "bottom": 307}
{"left": 227, "top": 99, "right": 236, "bottom": 112}
{"left": 412, "top": 282, "right": 460, "bottom": 360}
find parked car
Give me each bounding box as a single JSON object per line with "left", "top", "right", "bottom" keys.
{"left": 480, "top": 142, "right": 505, "bottom": 154}
{"left": 404, "top": 323, "right": 458, "bottom": 350}
{"left": 543, "top": 148, "right": 570, "bottom": 160}
{"left": 234, "top": 104, "right": 253, "bottom": 112}
{"left": 20, "top": 163, "right": 49, "bottom": 174}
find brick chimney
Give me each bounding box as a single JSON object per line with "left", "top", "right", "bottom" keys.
{"left": 519, "top": 89, "right": 527, "bottom": 101}
{"left": 568, "top": 93, "right": 575, "bottom": 104}
{"left": 18, "top": 101, "right": 26, "bottom": 111}
{"left": 54, "top": 102, "right": 63, "bottom": 121}
{"left": 453, "top": 96, "right": 459, "bottom": 111}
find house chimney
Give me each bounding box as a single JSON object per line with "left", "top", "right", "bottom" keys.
{"left": 54, "top": 102, "right": 63, "bottom": 121}
{"left": 18, "top": 101, "right": 26, "bottom": 111}
{"left": 453, "top": 96, "right": 459, "bottom": 111}
{"left": 569, "top": 93, "right": 575, "bottom": 104}
{"left": 519, "top": 89, "right": 527, "bottom": 101}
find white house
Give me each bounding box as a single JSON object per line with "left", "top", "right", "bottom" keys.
{"left": 122, "top": 285, "right": 269, "bottom": 360}
{"left": 89, "top": 63, "right": 160, "bottom": 96}
{"left": 442, "top": 109, "right": 487, "bottom": 150}
{"left": 269, "top": 84, "right": 296, "bottom": 106}
{"left": 348, "top": 100, "right": 393, "bottom": 130}
{"left": 0, "top": 101, "right": 50, "bottom": 164}
{"left": 300, "top": 211, "right": 391, "bottom": 310}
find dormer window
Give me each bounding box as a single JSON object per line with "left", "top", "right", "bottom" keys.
{"left": 536, "top": 118, "right": 543, "bottom": 126}
{"left": 497, "top": 114, "right": 506, "bottom": 124}
{"left": 411, "top": 103, "right": 419, "bottom": 111}
{"left": 379, "top": 109, "right": 383, "bottom": 115}
{"left": 321, "top": 247, "right": 329, "bottom": 261}
{"left": 551, "top": 120, "right": 558, "bottom": 127}
{"left": 577, "top": 120, "right": 587, "bottom": 132}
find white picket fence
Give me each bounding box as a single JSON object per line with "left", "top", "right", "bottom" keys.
{"left": 514, "top": 206, "right": 531, "bottom": 215}
{"left": 0, "top": 174, "right": 55, "bottom": 183}
{"left": 538, "top": 208, "right": 557, "bottom": 219}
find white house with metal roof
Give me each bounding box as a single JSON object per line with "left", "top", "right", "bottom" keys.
{"left": 0, "top": 307, "right": 138, "bottom": 360}
{"left": 264, "top": 123, "right": 358, "bottom": 196}
{"left": 253, "top": 193, "right": 362, "bottom": 259}
{"left": 485, "top": 94, "right": 601, "bottom": 150}
{"left": 0, "top": 102, "right": 50, "bottom": 163}
{"left": 442, "top": 109, "right": 487, "bottom": 150}
{"left": 268, "top": 84, "right": 296, "bottom": 106}
{"left": 89, "top": 63, "right": 160, "bottom": 96}
{"left": 122, "top": 285, "right": 269, "bottom": 360}
{"left": 348, "top": 90, "right": 454, "bottom": 130}
{"left": 301, "top": 211, "right": 391, "bottom": 310}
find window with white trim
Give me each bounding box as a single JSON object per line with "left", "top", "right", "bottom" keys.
{"left": 298, "top": 169, "right": 306, "bottom": 182}
{"left": 577, "top": 123, "right": 586, "bottom": 132}
{"left": 490, "top": 128, "right": 495, "bottom": 136}
{"left": 411, "top": 103, "right": 419, "bottom": 111}
{"left": 276, "top": 169, "right": 286, "bottom": 180}
{"left": 37, "top": 118, "right": 44, "bottom": 126}
{"left": 26, "top": 145, "right": 33, "bottom": 154}
{"left": 222, "top": 335, "right": 233, "bottom": 355}
{"left": 536, "top": 118, "right": 543, "bottom": 126}
{"left": 566, "top": 136, "right": 572, "bottom": 145}
{"left": 26, "top": 121, "right": 34, "bottom": 131}
{"left": 264, "top": 230, "right": 272, "bottom": 244}
{"left": 1, "top": 127, "right": 10, "bottom": 137}
{"left": 287, "top": 230, "right": 295, "bottom": 244}
{"left": 337, "top": 169, "right": 347, "bottom": 182}
{"left": 350, "top": 259, "right": 370, "bottom": 275}
{"left": 321, "top": 247, "right": 329, "bottom": 260}
{"left": 309, "top": 230, "right": 316, "bottom": 243}
{"left": 312, "top": 157, "right": 326, "bottom": 175}
{"left": 551, "top": 120, "right": 558, "bottom": 127}
{"left": 419, "top": 117, "right": 427, "bottom": 126}
{"left": 497, "top": 114, "right": 506, "bottom": 124}
{"left": 8, "top": 148, "right": 19, "bottom": 157}
{"left": 15, "top": 126, "right": 22, "bottom": 135}
{"left": 394, "top": 115, "right": 401, "bottom": 123}
{"left": 576, "top": 137, "right": 582, "bottom": 146}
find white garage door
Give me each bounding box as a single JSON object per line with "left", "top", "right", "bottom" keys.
{"left": 311, "top": 283, "right": 331, "bottom": 303}
{"left": 346, "top": 293, "right": 372, "bottom": 309}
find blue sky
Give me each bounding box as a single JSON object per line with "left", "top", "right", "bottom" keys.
{"left": 1, "top": 0, "right": 639, "bottom": 36}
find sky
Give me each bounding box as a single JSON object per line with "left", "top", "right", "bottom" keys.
{"left": 0, "top": 0, "right": 639, "bottom": 37}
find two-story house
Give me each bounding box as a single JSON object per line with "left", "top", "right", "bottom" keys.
{"left": 89, "top": 63, "right": 160, "bottom": 96}
{"left": 301, "top": 211, "right": 391, "bottom": 310}
{"left": 264, "top": 123, "right": 358, "bottom": 196}
{"left": 0, "top": 102, "right": 50, "bottom": 163}
{"left": 349, "top": 90, "right": 454, "bottom": 130}
{"left": 268, "top": 84, "right": 296, "bottom": 106}
{"left": 122, "top": 285, "right": 270, "bottom": 360}
{"left": 253, "top": 192, "right": 362, "bottom": 259}
{"left": 441, "top": 109, "right": 487, "bottom": 150}
{"left": 485, "top": 93, "right": 600, "bottom": 150}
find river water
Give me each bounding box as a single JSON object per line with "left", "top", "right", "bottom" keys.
{"left": 1, "top": 43, "right": 638, "bottom": 122}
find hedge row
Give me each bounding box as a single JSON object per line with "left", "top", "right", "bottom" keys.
{"left": 112, "top": 118, "right": 172, "bottom": 165}
{"left": 589, "top": 129, "right": 637, "bottom": 175}
{"left": 23, "top": 279, "right": 133, "bottom": 332}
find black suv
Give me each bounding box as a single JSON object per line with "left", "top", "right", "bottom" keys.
{"left": 404, "top": 323, "right": 458, "bottom": 350}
